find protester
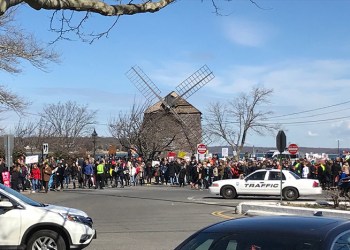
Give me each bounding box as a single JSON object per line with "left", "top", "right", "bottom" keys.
{"left": 0, "top": 158, "right": 6, "bottom": 184}
{"left": 10, "top": 165, "right": 21, "bottom": 192}
{"left": 31, "top": 163, "right": 41, "bottom": 193}
{"left": 42, "top": 163, "right": 52, "bottom": 193}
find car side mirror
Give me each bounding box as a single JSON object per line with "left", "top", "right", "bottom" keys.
{"left": 0, "top": 201, "right": 13, "bottom": 209}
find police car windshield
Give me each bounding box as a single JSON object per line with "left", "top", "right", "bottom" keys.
{"left": 0, "top": 183, "right": 44, "bottom": 207}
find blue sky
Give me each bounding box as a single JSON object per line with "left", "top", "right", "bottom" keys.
{"left": 1, "top": 0, "right": 350, "bottom": 150}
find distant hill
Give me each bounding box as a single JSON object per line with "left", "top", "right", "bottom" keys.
{"left": 208, "top": 146, "right": 341, "bottom": 156}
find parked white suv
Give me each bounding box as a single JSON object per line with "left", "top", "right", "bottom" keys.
{"left": 0, "top": 183, "right": 96, "bottom": 249}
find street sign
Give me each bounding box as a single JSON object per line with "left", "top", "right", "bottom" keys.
{"left": 197, "top": 143, "right": 207, "bottom": 155}
{"left": 288, "top": 143, "right": 299, "bottom": 155}
{"left": 42, "top": 143, "right": 49, "bottom": 155}
{"left": 276, "top": 130, "right": 286, "bottom": 153}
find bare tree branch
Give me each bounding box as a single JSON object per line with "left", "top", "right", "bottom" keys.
{"left": 205, "top": 85, "right": 279, "bottom": 160}
{"left": 0, "top": 0, "right": 175, "bottom": 16}
{"left": 0, "top": 8, "right": 59, "bottom": 73}
{"left": 0, "top": 85, "right": 28, "bottom": 114}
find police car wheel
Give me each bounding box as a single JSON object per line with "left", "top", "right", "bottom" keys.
{"left": 283, "top": 187, "right": 298, "bottom": 201}
{"left": 222, "top": 186, "right": 236, "bottom": 199}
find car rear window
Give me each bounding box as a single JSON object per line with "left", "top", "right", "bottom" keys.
{"left": 178, "top": 232, "right": 321, "bottom": 250}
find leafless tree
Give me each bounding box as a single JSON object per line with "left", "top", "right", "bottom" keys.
{"left": 0, "top": 8, "right": 59, "bottom": 73}
{"left": 109, "top": 101, "right": 175, "bottom": 160}
{"left": 205, "top": 86, "right": 279, "bottom": 160}
{"left": 39, "top": 101, "right": 97, "bottom": 156}
{"left": 13, "top": 119, "right": 40, "bottom": 155}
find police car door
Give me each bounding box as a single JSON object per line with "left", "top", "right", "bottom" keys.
{"left": 241, "top": 170, "right": 267, "bottom": 195}
{"left": 265, "top": 171, "right": 285, "bottom": 195}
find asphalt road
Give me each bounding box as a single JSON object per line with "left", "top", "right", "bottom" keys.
{"left": 25, "top": 185, "right": 323, "bottom": 250}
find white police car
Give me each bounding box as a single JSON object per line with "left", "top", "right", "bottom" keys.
{"left": 209, "top": 169, "right": 322, "bottom": 200}
{"left": 0, "top": 183, "right": 96, "bottom": 249}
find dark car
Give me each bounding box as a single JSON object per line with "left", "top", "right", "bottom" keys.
{"left": 175, "top": 216, "right": 350, "bottom": 250}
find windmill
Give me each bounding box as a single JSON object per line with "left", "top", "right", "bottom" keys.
{"left": 125, "top": 65, "right": 214, "bottom": 153}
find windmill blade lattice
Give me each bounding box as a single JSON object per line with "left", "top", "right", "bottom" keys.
{"left": 126, "top": 65, "right": 162, "bottom": 104}
{"left": 174, "top": 65, "right": 214, "bottom": 105}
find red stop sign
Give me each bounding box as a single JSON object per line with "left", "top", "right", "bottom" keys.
{"left": 288, "top": 143, "right": 299, "bottom": 155}
{"left": 197, "top": 144, "right": 207, "bottom": 154}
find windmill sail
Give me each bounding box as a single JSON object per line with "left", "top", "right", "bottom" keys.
{"left": 126, "top": 65, "right": 162, "bottom": 105}
{"left": 171, "top": 65, "right": 214, "bottom": 107}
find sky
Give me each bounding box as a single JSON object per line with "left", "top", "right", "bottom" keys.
{"left": 1, "top": 0, "right": 350, "bottom": 150}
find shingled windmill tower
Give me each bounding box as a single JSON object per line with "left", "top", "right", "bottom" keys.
{"left": 126, "top": 65, "right": 214, "bottom": 153}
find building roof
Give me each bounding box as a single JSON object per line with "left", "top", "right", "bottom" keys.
{"left": 145, "top": 91, "right": 201, "bottom": 114}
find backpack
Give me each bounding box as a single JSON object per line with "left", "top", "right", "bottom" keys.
{"left": 21, "top": 166, "right": 27, "bottom": 178}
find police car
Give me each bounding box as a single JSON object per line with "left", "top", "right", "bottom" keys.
{"left": 209, "top": 169, "right": 322, "bottom": 200}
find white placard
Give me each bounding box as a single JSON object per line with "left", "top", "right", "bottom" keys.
{"left": 222, "top": 148, "right": 229, "bottom": 157}
{"left": 152, "top": 160, "right": 160, "bottom": 167}
{"left": 25, "top": 155, "right": 39, "bottom": 164}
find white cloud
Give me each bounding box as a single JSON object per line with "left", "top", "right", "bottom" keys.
{"left": 308, "top": 131, "right": 319, "bottom": 137}
{"left": 222, "top": 18, "right": 274, "bottom": 47}
{"left": 330, "top": 121, "right": 350, "bottom": 136}
{"left": 209, "top": 59, "right": 350, "bottom": 106}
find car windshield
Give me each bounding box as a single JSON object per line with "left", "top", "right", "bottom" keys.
{"left": 178, "top": 232, "right": 320, "bottom": 250}
{"left": 0, "top": 183, "right": 44, "bottom": 207}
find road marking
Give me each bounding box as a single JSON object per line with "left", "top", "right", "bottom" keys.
{"left": 211, "top": 210, "right": 235, "bottom": 219}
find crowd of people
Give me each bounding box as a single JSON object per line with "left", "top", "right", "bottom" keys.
{"left": 0, "top": 154, "right": 350, "bottom": 194}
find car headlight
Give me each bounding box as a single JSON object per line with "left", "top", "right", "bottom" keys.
{"left": 62, "top": 214, "right": 93, "bottom": 228}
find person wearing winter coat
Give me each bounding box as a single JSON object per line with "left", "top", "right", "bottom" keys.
{"left": 168, "top": 161, "right": 176, "bottom": 185}
{"left": 145, "top": 161, "right": 153, "bottom": 185}
{"left": 160, "top": 160, "right": 169, "bottom": 185}
{"left": 63, "top": 164, "right": 72, "bottom": 188}
{"left": 31, "top": 163, "right": 41, "bottom": 193}
{"left": 55, "top": 162, "right": 65, "bottom": 190}
{"left": 178, "top": 166, "right": 186, "bottom": 187}
{"left": 42, "top": 163, "right": 52, "bottom": 193}
{"left": 130, "top": 163, "right": 137, "bottom": 186}
{"left": 11, "top": 165, "right": 21, "bottom": 192}
{"left": 0, "top": 158, "right": 6, "bottom": 184}
{"left": 84, "top": 160, "right": 94, "bottom": 188}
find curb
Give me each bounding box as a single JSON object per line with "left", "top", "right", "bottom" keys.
{"left": 237, "top": 202, "right": 350, "bottom": 219}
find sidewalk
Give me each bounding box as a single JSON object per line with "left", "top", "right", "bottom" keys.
{"left": 237, "top": 201, "right": 350, "bottom": 219}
